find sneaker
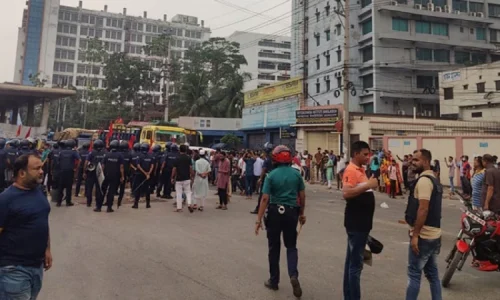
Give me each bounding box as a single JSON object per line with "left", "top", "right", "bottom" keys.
{"left": 290, "top": 277, "right": 302, "bottom": 298}
{"left": 264, "top": 280, "right": 279, "bottom": 291}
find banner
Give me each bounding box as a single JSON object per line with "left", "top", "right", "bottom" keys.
{"left": 244, "top": 77, "right": 302, "bottom": 107}
{"left": 296, "top": 109, "right": 340, "bottom": 124}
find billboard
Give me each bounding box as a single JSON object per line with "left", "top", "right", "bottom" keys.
{"left": 296, "top": 108, "right": 340, "bottom": 124}
{"left": 242, "top": 96, "right": 299, "bottom": 129}
{"left": 244, "top": 77, "right": 302, "bottom": 107}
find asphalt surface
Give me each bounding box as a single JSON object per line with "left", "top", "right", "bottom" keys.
{"left": 39, "top": 185, "right": 500, "bottom": 300}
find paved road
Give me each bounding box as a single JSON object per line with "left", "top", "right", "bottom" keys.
{"left": 39, "top": 185, "right": 499, "bottom": 300}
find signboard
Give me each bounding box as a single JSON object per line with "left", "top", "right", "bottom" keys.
{"left": 295, "top": 108, "right": 339, "bottom": 124}
{"left": 244, "top": 77, "right": 302, "bottom": 107}
{"left": 280, "top": 127, "right": 297, "bottom": 139}
{"left": 404, "top": 140, "right": 411, "bottom": 146}
{"left": 480, "top": 142, "right": 488, "bottom": 148}
{"left": 442, "top": 71, "right": 461, "bottom": 83}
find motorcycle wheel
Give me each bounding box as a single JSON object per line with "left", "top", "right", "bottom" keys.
{"left": 442, "top": 251, "right": 463, "bottom": 288}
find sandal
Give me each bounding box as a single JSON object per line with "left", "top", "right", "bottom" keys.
{"left": 188, "top": 206, "right": 194, "bottom": 213}
{"left": 222, "top": 206, "right": 228, "bottom": 210}
{"left": 174, "top": 209, "right": 183, "bottom": 213}
{"left": 216, "top": 205, "right": 222, "bottom": 209}
{"left": 198, "top": 206, "right": 204, "bottom": 211}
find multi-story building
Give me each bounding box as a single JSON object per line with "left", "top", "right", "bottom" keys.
{"left": 13, "top": 0, "right": 210, "bottom": 105}
{"left": 227, "top": 31, "right": 292, "bottom": 91}
{"left": 292, "top": 0, "right": 500, "bottom": 117}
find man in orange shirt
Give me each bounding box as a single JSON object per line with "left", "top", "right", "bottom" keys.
{"left": 342, "top": 141, "right": 378, "bottom": 300}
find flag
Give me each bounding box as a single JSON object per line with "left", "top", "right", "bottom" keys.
{"left": 25, "top": 127, "right": 31, "bottom": 138}
{"left": 105, "top": 122, "right": 113, "bottom": 147}
{"left": 15, "top": 125, "right": 21, "bottom": 137}
{"left": 335, "top": 119, "right": 343, "bottom": 133}
{"left": 89, "top": 139, "right": 94, "bottom": 152}
{"left": 115, "top": 117, "right": 124, "bottom": 124}
{"left": 128, "top": 135, "right": 136, "bottom": 150}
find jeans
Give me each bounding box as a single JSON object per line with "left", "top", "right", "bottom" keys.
{"left": 449, "top": 177, "right": 455, "bottom": 193}
{"left": 0, "top": 265, "right": 43, "bottom": 300}
{"left": 303, "top": 166, "right": 310, "bottom": 181}
{"left": 245, "top": 176, "right": 253, "bottom": 196}
{"left": 406, "top": 237, "right": 442, "bottom": 300}
{"left": 343, "top": 231, "right": 369, "bottom": 300}
{"left": 390, "top": 179, "right": 396, "bottom": 198}
{"left": 218, "top": 188, "right": 228, "bottom": 206}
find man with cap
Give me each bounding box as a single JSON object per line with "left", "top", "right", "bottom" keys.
{"left": 161, "top": 143, "right": 179, "bottom": 199}
{"left": 56, "top": 139, "right": 80, "bottom": 207}
{"left": 132, "top": 143, "right": 154, "bottom": 209}
{"left": 255, "top": 145, "right": 306, "bottom": 298}
{"left": 100, "top": 140, "right": 124, "bottom": 212}
{"left": 193, "top": 149, "right": 211, "bottom": 211}
{"left": 84, "top": 139, "right": 106, "bottom": 208}
{"left": 117, "top": 140, "right": 132, "bottom": 206}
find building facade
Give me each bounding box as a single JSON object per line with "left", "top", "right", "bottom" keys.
{"left": 177, "top": 117, "right": 244, "bottom": 147}
{"left": 13, "top": 0, "right": 210, "bottom": 105}
{"left": 440, "top": 62, "right": 500, "bottom": 121}
{"left": 292, "top": 0, "right": 500, "bottom": 116}
{"left": 227, "top": 31, "right": 292, "bottom": 92}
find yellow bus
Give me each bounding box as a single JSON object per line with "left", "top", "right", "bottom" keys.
{"left": 140, "top": 125, "right": 202, "bottom": 148}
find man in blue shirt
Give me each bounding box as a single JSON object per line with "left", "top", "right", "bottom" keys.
{"left": 0, "top": 154, "right": 52, "bottom": 300}
{"left": 251, "top": 143, "right": 274, "bottom": 214}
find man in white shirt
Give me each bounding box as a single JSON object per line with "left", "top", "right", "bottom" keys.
{"left": 253, "top": 155, "right": 264, "bottom": 193}
{"left": 238, "top": 154, "right": 246, "bottom": 195}
{"left": 336, "top": 153, "right": 346, "bottom": 190}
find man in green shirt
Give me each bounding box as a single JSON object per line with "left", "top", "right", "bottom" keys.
{"left": 255, "top": 145, "right": 306, "bottom": 298}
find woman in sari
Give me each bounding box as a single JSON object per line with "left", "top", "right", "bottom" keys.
{"left": 326, "top": 156, "right": 334, "bottom": 189}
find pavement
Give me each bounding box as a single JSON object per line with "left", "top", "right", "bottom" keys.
{"left": 39, "top": 184, "right": 500, "bottom": 300}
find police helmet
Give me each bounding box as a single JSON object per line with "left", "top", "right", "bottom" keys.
{"left": 93, "top": 139, "right": 105, "bottom": 150}
{"left": 65, "top": 139, "right": 76, "bottom": 149}
{"left": 52, "top": 142, "right": 59, "bottom": 149}
{"left": 171, "top": 144, "right": 179, "bottom": 152}
{"left": 20, "top": 139, "right": 30, "bottom": 149}
{"left": 119, "top": 140, "right": 129, "bottom": 151}
{"left": 165, "top": 142, "right": 173, "bottom": 152}
{"left": 109, "top": 140, "right": 120, "bottom": 150}
{"left": 82, "top": 142, "right": 90, "bottom": 150}
{"left": 58, "top": 140, "right": 66, "bottom": 148}
{"left": 133, "top": 142, "right": 140, "bottom": 152}
{"left": 152, "top": 144, "right": 161, "bottom": 153}
{"left": 264, "top": 142, "right": 274, "bottom": 153}
{"left": 0, "top": 139, "right": 6, "bottom": 149}
{"left": 140, "top": 143, "right": 150, "bottom": 153}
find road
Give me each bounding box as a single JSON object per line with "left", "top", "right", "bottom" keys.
{"left": 39, "top": 185, "right": 499, "bottom": 300}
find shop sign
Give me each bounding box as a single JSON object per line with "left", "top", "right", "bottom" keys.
{"left": 280, "top": 127, "right": 297, "bottom": 139}
{"left": 295, "top": 108, "right": 339, "bottom": 124}
{"left": 244, "top": 77, "right": 302, "bottom": 107}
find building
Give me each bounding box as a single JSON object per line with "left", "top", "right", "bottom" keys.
{"left": 227, "top": 31, "right": 292, "bottom": 92}
{"left": 439, "top": 62, "right": 500, "bottom": 121}
{"left": 13, "top": 0, "right": 211, "bottom": 105}
{"left": 292, "top": 0, "right": 500, "bottom": 116}
{"left": 241, "top": 77, "right": 302, "bottom": 149}
{"left": 177, "top": 117, "right": 244, "bottom": 147}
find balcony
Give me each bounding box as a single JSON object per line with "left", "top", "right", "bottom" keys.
{"left": 377, "top": 32, "right": 496, "bottom": 51}
{"left": 378, "top": 2, "right": 494, "bottom": 24}
{"left": 376, "top": 61, "right": 461, "bottom": 71}
{"left": 379, "top": 89, "right": 439, "bottom": 100}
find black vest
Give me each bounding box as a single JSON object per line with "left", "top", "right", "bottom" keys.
{"left": 50, "top": 149, "right": 61, "bottom": 171}
{"left": 103, "top": 151, "right": 122, "bottom": 178}
{"left": 405, "top": 174, "right": 442, "bottom": 228}
{"left": 59, "top": 149, "right": 77, "bottom": 171}
{"left": 79, "top": 150, "right": 89, "bottom": 169}
{"left": 138, "top": 153, "right": 153, "bottom": 174}
{"left": 0, "top": 149, "right": 7, "bottom": 170}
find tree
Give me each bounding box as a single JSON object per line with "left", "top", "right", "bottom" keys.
{"left": 28, "top": 72, "right": 48, "bottom": 87}
{"left": 221, "top": 133, "right": 241, "bottom": 149}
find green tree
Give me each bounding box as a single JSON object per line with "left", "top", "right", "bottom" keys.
{"left": 220, "top": 133, "right": 241, "bottom": 149}
{"left": 28, "top": 72, "right": 48, "bottom": 87}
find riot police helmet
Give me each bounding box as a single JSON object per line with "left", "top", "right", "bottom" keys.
{"left": 119, "top": 140, "right": 129, "bottom": 151}
{"left": 93, "top": 139, "right": 105, "bottom": 150}
{"left": 264, "top": 142, "right": 274, "bottom": 153}
{"left": 52, "top": 142, "right": 59, "bottom": 149}
{"left": 152, "top": 144, "right": 161, "bottom": 153}
{"left": 57, "top": 140, "right": 65, "bottom": 148}
{"left": 133, "top": 142, "right": 141, "bottom": 152}
{"left": 140, "top": 143, "right": 150, "bottom": 153}
{"left": 109, "top": 140, "right": 120, "bottom": 151}
{"left": 20, "top": 139, "right": 30, "bottom": 149}
{"left": 165, "top": 142, "right": 173, "bottom": 152}
{"left": 0, "top": 138, "right": 6, "bottom": 149}
{"left": 82, "top": 142, "right": 90, "bottom": 150}
{"left": 65, "top": 139, "right": 76, "bottom": 149}
{"left": 171, "top": 144, "right": 179, "bottom": 152}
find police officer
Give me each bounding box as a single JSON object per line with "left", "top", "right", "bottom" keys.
{"left": 46, "top": 141, "right": 59, "bottom": 193}
{"left": 75, "top": 142, "right": 90, "bottom": 197}
{"left": 57, "top": 139, "right": 80, "bottom": 207}
{"left": 164, "top": 143, "right": 179, "bottom": 199}
{"left": 130, "top": 142, "right": 141, "bottom": 188}
{"left": 254, "top": 145, "right": 306, "bottom": 298}
{"left": 100, "top": 140, "right": 124, "bottom": 212}
{"left": 85, "top": 139, "right": 106, "bottom": 209}
{"left": 18, "top": 139, "right": 33, "bottom": 156}
{"left": 132, "top": 143, "right": 154, "bottom": 209}
{"left": 0, "top": 138, "right": 7, "bottom": 192}
{"left": 157, "top": 142, "right": 172, "bottom": 198}
{"left": 118, "top": 140, "right": 132, "bottom": 207}
{"left": 251, "top": 143, "right": 274, "bottom": 214}
{"left": 150, "top": 144, "right": 162, "bottom": 195}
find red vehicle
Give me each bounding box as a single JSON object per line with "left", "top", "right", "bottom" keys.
{"left": 442, "top": 193, "right": 500, "bottom": 287}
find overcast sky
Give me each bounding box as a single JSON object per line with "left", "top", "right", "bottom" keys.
{"left": 0, "top": 0, "right": 291, "bottom": 83}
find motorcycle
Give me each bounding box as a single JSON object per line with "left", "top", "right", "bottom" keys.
{"left": 442, "top": 192, "right": 500, "bottom": 287}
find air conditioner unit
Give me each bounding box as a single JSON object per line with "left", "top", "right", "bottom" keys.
{"left": 427, "top": 3, "right": 434, "bottom": 11}
{"left": 477, "top": 12, "right": 484, "bottom": 17}
{"left": 444, "top": 5, "right": 450, "bottom": 12}
{"left": 453, "top": 10, "right": 460, "bottom": 14}
{"left": 469, "top": 12, "right": 476, "bottom": 17}
{"left": 390, "top": 0, "right": 398, "bottom": 6}
{"left": 397, "top": 110, "right": 406, "bottom": 115}
{"left": 324, "top": 75, "right": 330, "bottom": 80}
{"left": 435, "top": 6, "right": 442, "bottom": 12}
{"left": 415, "top": 4, "right": 422, "bottom": 9}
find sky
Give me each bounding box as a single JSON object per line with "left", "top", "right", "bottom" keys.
{"left": 0, "top": 0, "right": 292, "bottom": 83}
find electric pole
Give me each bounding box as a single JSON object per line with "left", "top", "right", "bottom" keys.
{"left": 161, "top": 30, "right": 173, "bottom": 123}
{"left": 342, "top": 0, "right": 350, "bottom": 156}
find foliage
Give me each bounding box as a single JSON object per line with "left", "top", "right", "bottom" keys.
{"left": 221, "top": 133, "right": 241, "bottom": 148}
{"left": 170, "top": 37, "right": 249, "bottom": 119}
{"left": 28, "top": 72, "right": 48, "bottom": 87}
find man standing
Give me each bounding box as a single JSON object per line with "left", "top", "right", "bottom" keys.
{"left": 57, "top": 140, "right": 80, "bottom": 207}
{"left": 193, "top": 149, "right": 211, "bottom": 211}
{"left": 117, "top": 140, "right": 132, "bottom": 206}
{"left": 84, "top": 139, "right": 106, "bottom": 208}
{"left": 481, "top": 154, "right": 500, "bottom": 213}
{"left": 251, "top": 144, "right": 273, "bottom": 214}
{"left": 171, "top": 144, "right": 193, "bottom": 212}
{"left": 314, "top": 147, "right": 322, "bottom": 183}
{"left": 255, "top": 145, "right": 306, "bottom": 298}
{"left": 100, "top": 140, "right": 124, "bottom": 212}
{"left": 0, "top": 154, "right": 52, "bottom": 300}
{"left": 132, "top": 143, "right": 154, "bottom": 209}
{"left": 74, "top": 142, "right": 90, "bottom": 198}
{"left": 404, "top": 149, "right": 442, "bottom": 300}
{"left": 342, "top": 141, "right": 378, "bottom": 300}
{"left": 216, "top": 152, "right": 230, "bottom": 210}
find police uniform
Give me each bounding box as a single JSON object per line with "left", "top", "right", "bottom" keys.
{"left": 118, "top": 140, "right": 131, "bottom": 206}
{"left": 260, "top": 162, "right": 305, "bottom": 295}
{"left": 132, "top": 144, "right": 154, "bottom": 209}
{"left": 100, "top": 141, "right": 124, "bottom": 212}
{"left": 75, "top": 144, "right": 90, "bottom": 197}
{"left": 161, "top": 145, "right": 179, "bottom": 198}
{"left": 85, "top": 140, "right": 106, "bottom": 208}
{"left": 57, "top": 140, "right": 80, "bottom": 206}
{"left": 149, "top": 145, "right": 162, "bottom": 195}
{"left": 0, "top": 139, "right": 7, "bottom": 192}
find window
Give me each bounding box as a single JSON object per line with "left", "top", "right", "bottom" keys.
{"left": 200, "top": 120, "right": 205, "bottom": 128}
{"left": 325, "top": 2, "right": 330, "bottom": 16}
{"left": 455, "top": 51, "right": 470, "bottom": 64}
{"left": 363, "top": 74, "right": 373, "bottom": 89}
{"left": 326, "top": 53, "right": 331, "bottom": 66}
{"left": 362, "top": 46, "right": 373, "bottom": 62}
{"left": 491, "top": 29, "right": 498, "bottom": 41}
{"left": 337, "top": 50, "right": 342, "bottom": 62}
{"left": 416, "top": 75, "right": 434, "bottom": 88}
{"left": 453, "top": 0, "right": 467, "bottom": 12}
{"left": 443, "top": 87, "right": 453, "bottom": 99}
{"left": 206, "top": 120, "right": 211, "bottom": 128}
{"left": 392, "top": 18, "right": 408, "bottom": 32}
{"left": 316, "top": 82, "right": 320, "bottom": 93}
{"left": 496, "top": 80, "right": 500, "bottom": 91}
{"left": 469, "top": 2, "right": 484, "bottom": 12}
{"left": 416, "top": 48, "right": 432, "bottom": 61}
{"left": 471, "top": 52, "right": 486, "bottom": 65}
{"left": 490, "top": 3, "right": 500, "bottom": 17}
{"left": 316, "top": 34, "right": 320, "bottom": 46}
{"left": 259, "top": 61, "right": 275, "bottom": 70}
{"left": 316, "top": 57, "right": 320, "bottom": 70}
{"left": 258, "top": 40, "right": 292, "bottom": 49}
{"left": 325, "top": 30, "right": 331, "bottom": 41}
{"left": 463, "top": 84, "right": 469, "bottom": 90}
{"left": 361, "top": 0, "right": 372, "bottom": 8}
{"left": 304, "top": 17, "right": 309, "bottom": 33}
{"left": 304, "top": 39, "right": 309, "bottom": 54}
{"left": 477, "top": 82, "right": 485, "bottom": 93}
{"left": 316, "top": 11, "right": 320, "bottom": 22}
{"left": 336, "top": 24, "right": 341, "bottom": 36}
{"left": 432, "top": 23, "right": 448, "bottom": 36}
{"left": 433, "top": 49, "right": 450, "bottom": 62}
{"left": 476, "top": 28, "right": 486, "bottom": 40}
{"left": 337, "top": 76, "right": 342, "bottom": 88}
{"left": 361, "top": 19, "right": 372, "bottom": 34}
{"left": 326, "top": 79, "right": 331, "bottom": 91}
{"left": 416, "top": 21, "right": 431, "bottom": 34}
{"left": 278, "top": 63, "right": 291, "bottom": 70}
{"left": 471, "top": 112, "right": 483, "bottom": 118}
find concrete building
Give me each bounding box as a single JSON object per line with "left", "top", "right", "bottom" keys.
{"left": 227, "top": 31, "right": 292, "bottom": 92}
{"left": 292, "top": 0, "right": 500, "bottom": 116}
{"left": 13, "top": 0, "right": 210, "bottom": 105}
{"left": 440, "top": 62, "right": 500, "bottom": 121}
{"left": 177, "top": 116, "right": 244, "bottom": 147}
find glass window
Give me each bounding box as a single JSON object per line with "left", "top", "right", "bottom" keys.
{"left": 489, "top": 3, "right": 500, "bottom": 17}
{"left": 416, "top": 75, "right": 434, "bottom": 88}
{"left": 432, "top": 23, "right": 448, "bottom": 36}
{"left": 471, "top": 52, "right": 486, "bottom": 64}
{"left": 392, "top": 18, "right": 408, "bottom": 31}
{"left": 433, "top": 49, "right": 450, "bottom": 62}
{"left": 453, "top": 0, "right": 467, "bottom": 12}
{"left": 361, "top": 0, "right": 372, "bottom": 8}
{"left": 362, "top": 46, "right": 373, "bottom": 62}
{"left": 325, "top": 30, "right": 331, "bottom": 41}
{"left": 455, "top": 51, "right": 470, "bottom": 64}
{"left": 363, "top": 74, "right": 373, "bottom": 89}
{"left": 469, "top": 2, "right": 484, "bottom": 12}
{"left": 476, "top": 28, "right": 486, "bottom": 40}
{"left": 362, "top": 19, "right": 372, "bottom": 34}
{"left": 416, "top": 48, "right": 432, "bottom": 61}
{"left": 416, "top": 21, "right": 431, "bottom": 34}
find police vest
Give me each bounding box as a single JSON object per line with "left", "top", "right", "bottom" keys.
{"left": 166, "top": 153, "right": 179, "bottom": 169}
{"left": 405, "top": 175, "right": 442, "bottom": 228}
{"left": 104, "top": 152, "right": 122, "bottom": 178}
{"left": 0, "top": 149, "right": 7, "bottom": 170}
{"left": 122, "top": 151, "right": 132, "bottom": 173}
{"left": 138, "top": 154, "right": 153, "bottom": 173}
{"left": 91, "top": 150, "right": 106, "bottom": 165}
{"left": 50, "top": 150, "right": 61, "bottom": 171}
{"left": 79, "top": 150, "right": 89, "bottom": 168}
{"left": 59, "top": 150, "right": 77, "bottom": 171}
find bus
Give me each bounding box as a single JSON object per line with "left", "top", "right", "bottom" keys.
{"left": 139, "top": 125, "right": 202, "bottom": 148}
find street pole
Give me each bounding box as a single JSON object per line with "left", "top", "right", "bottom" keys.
{"left": 163, "top": 32, "right": 172, "bottom": 123}
{"left": 342, "top": 0, "right": 350, "bottom": 157}
{"left": 83, "top": 64, "right": 91, "bottom": 129}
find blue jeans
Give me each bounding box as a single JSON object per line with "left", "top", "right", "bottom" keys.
{"left": 449, "top": 177, "right": 455, "bottom": 192}
{"left": 0, "top": 265, "right": 43, "bottom": 300}
{"left": 343, "top": 231, "right": 369, "bottom": 300}
{"left": 245, "top": 176, "right": 253, "bottom": 196}
{"left": 406, "top": 237, "right": 442, "bottom": 300}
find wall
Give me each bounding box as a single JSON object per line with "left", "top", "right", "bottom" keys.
{"left": 13, "top": 28, "right": 26, "bottom": 83}
{"left": 242, "top": 96, "right": 299, "bottom": 129}
{"left": 0, "top": 124, "right": 45, "bottom": 139}
{"left": 177, "top": 117, "right": 242, "bottom": 131}
{"left": 39, "top": 0, "right": 59, "bottom": 87}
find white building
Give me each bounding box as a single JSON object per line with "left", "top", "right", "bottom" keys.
{"left": 13, "top": 0, "right": 211, "bottom": 104}
{"left": 439, "top": 62, "right": 500, "bottom": 121}
{"left": 292, "top": 0, "right": 500, "bottom": 116}
{"left": 227, "top": 31, "right": 292, "bottom": 91}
